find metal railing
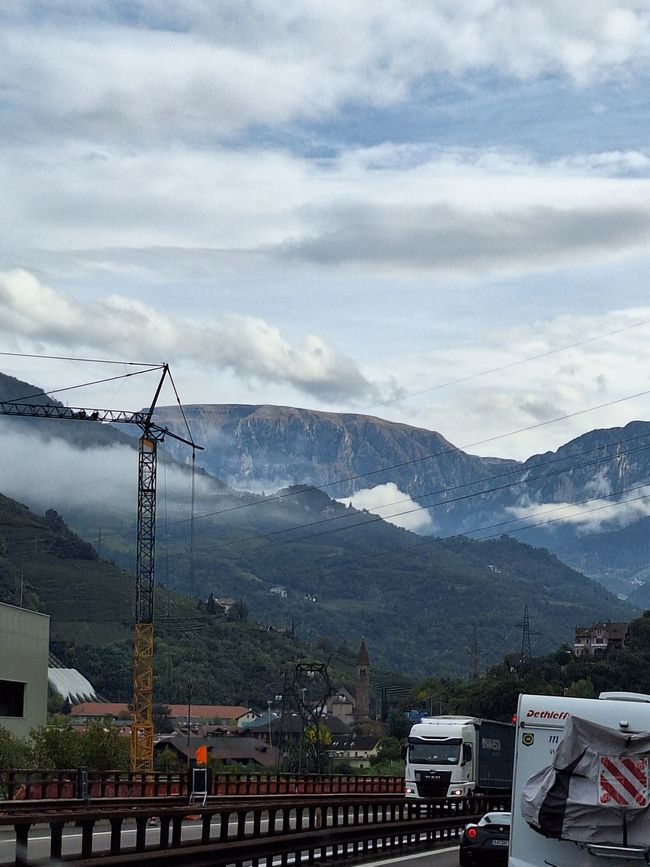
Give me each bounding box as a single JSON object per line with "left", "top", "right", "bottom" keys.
{"left": 0, "top": 770, "right": 404, "bottom": 802}
{"left": 0, "top": 792, "right": 510, "bottom": 866}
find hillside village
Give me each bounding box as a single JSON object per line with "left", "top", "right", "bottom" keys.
{"left": 4, "top": 577, "right": 643, "bottom": 777}
{"left": 2, "top": 606, "right": 387, "bottom": 773}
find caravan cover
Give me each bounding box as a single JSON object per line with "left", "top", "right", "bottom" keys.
{"left": 522, "top": 715, "right": 650, "bottom": 845}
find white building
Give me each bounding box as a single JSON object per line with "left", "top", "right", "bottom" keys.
{"left": 0, "top": 602, "right": 49, "bottom": 738}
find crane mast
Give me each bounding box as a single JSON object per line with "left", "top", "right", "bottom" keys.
{"left": 0, "top": 365, "right": 200, "bottom": 771}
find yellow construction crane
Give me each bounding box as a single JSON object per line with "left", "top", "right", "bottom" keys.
{"left": 0, "top": 364, "right": 201, "bottom": 771}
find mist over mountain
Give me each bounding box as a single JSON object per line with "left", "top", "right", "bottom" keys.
{"left": 0, "top": 377, "right": 638, "bottom": 677}
{"left": 152, "top": 404, "right": 519, "bottom": 526}
{"left": 155, "top": 404, "right": 650, "bottom": 598}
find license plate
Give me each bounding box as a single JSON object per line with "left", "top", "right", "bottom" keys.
{"left": 491, "top": 839, "right": 508, "bottom": 847}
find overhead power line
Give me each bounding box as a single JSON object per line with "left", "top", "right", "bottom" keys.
{"left": 0, "top": 351, "right": 163, "bottom": 367}
{"left": 15, "top": 422, "right": 650, "bottom": 563}
{"left": 363, "top": 317, "right": 650, "bottom": 411}
{"left": 189, "top": 434, "right": 650, "bottom": 554}
{"left": 299, "top": 482, "right": 650, "bottom": 583}
{"left": 173, "top": 384, "right": 650, "bottom": 530}
{"left": 9, "top": 367, "right": 166, "bottom": 404}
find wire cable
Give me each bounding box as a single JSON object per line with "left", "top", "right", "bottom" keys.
{"left": 14, "top": 426, "right": 650, "bottom": 564}
{"left": 363, "top": 317, "right": 650, "bottom": 410}
{"left": 172, "top": 384, "right": 650, "bottom": 529}
{"left": 5, "top": 367, "right": 165, "bottom": 405}
{"left": 300, "top": 482, "right": 650, "bottom": 585}
{"left": 0, "top": 351, "right": 164, "bottom": 366}
{"left": 167, "top": 368, "right": 196, "bottom": 447}
{"left": 159, "top": 428, "right": 650, "bottom": 553}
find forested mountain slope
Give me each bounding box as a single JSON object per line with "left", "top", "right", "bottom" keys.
{"left": 155, "top": 404, "right": 650, "bottom": 598}
{"left": 0, "top": 375, "right": 635, "bottom": 678}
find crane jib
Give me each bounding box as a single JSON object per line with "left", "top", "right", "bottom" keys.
{"left": 0, "top": 393, "right": 201, "bottom": 772}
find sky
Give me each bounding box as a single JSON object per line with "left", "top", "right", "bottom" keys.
{"left": 2, "top": 1, "right": 650, "bottom": 462}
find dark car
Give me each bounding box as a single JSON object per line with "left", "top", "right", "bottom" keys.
{"left": 459, "top": 811, "right": 511, "bottom": 865}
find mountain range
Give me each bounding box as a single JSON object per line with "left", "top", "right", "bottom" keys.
{"left": 0, "top": 373, "right": 637, "bottom": 679}
{"left": 153, "top": 404, "right": 650, "bottom": 601}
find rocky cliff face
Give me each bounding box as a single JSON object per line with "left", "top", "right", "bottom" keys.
{"left": 155, "top": 404, "right": 650, "bottom": 596}
{"left": 154, "top": 403, "right": 519, "bottom": 515}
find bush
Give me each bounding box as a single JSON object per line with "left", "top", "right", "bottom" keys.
{"left": 30, "top": 723, "right": 128, "bottom": 770}
{"left": 0, "top": 726, "right": 33, "bottom": 771}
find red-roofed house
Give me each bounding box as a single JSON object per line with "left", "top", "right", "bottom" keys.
{"left": 71, "top": 702, "right": 250, "bottom": 730}
{"left": 71, "top": 702, "right": 130, "bottom": 721}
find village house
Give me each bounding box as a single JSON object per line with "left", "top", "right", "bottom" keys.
{"left": 574, "top": 621, "right": 631, "bottom": 658}
{"left": 328, "top": 734, "right": 381, "bottom": 770}
{"left": 71, "top": 702, "right": 251, "bottom": 731}
{"left": 154, "top": 732, "right": 280, "bottom": 769}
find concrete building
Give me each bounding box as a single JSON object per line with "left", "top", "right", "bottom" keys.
{"left": 0, "top": 602, "right": 49, "bottom": 738}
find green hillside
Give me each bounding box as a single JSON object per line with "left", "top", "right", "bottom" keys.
{"left": 0, "top": 493, "right": 351, "bottom": 705}
{"left": 61, "top": 484, "right": 634, "bottom": 678}
{"left": 0, "top": 370, "right": 635, "bottom": 680}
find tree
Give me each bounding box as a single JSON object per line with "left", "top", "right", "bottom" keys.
{"left": 566, "top": 677, "right": 594, "bottom": 698}
{"left": 227, "top": 600, "right": 248, "bottom": 621}
{"left": 155, "top": 747, "right": 182, "bottom": 772}
{"left": 81, "top": 723, "right": 129, "bottom": 770}
{"left": 47, "top": 689, "right": 66, "bottom": 717}
{"left": 387, "top": 710, "right": 411, "bottom": 740}
{"left": 301, "top": 724, "right": 332, "bottom": 773}
{"left": 31, "top": 723, "right": 128, "bottom": 770}
{"left": 153, "top": 704, "right": 174, "bottom": 734}
{"left": 0, "top": 725, "right": 33, "bottom": 771}
{"left": 374, "top": 736, "right": 402, "bottom": 763}
{"left": 31, "top": 724, "right": 81, "bottom": 769}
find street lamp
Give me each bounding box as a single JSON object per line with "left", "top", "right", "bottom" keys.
{"left": 186, "top": 678, "right": 193, "bottom": 766}
{"left": 267, "top": 699, "right": 272, "bottom": 746}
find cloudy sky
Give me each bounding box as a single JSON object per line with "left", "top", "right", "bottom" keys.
{"left": 2, "top": 1, "right": 650, "bottom": 461}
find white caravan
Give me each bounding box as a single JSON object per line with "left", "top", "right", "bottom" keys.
{"left": 510, "top": 692, "right": 650, "bottom": 867}
{"left": 404, "top": 715, "right": 514, "bottom": 800}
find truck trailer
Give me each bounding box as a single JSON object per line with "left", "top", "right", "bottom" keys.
{"left": 404, "top": 715, "right": 515, "bottom": 800}
{"left": 510, "top": 691, "right": 650, "bottom": 867}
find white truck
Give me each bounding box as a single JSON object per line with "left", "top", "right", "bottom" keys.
{"left": 404, "top": 715, "right": 515, "bottom": 800}
{"left": 510, "top": 691, "right": 650, "bottom": 867}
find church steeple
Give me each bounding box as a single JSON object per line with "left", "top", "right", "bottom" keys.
{"left": 355, "top": 638, "right": 370, "bottom": 722}
{"left": 356, "top": 638, "right": 370, "bottom": 669}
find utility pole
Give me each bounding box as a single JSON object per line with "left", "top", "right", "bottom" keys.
{"left": 521, "top": 604, "right": 532, "bottom": 664}
{"left": 469, "top": 625, "right": 480, "bottom": 680}
{"left": 186, "top": 679, "right": 193, "bottom": 751}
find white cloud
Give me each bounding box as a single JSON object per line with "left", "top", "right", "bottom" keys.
{"left": 338, "top": 482, "right": 435, "bottom": 533}
{"left": 505, "top": 486, "right": 650, "bottom": 534}
{"left": 3, "top": 143, "right": 650, "bottom": 283}
{"left": 2, "top": 3, "right": 650, "bottom": 147}
{"left": 0, "top": 270, "right": 377, "bottom": 402}
{"left": 0, "top": 425, "right": 231, "bottom": 535}
{"left": 373, "top": 306, "right": 650, "bottom": 461}
{"left": 0, "top": 429, "right": 136, "bottom": 517}
{"left": 1, "top": 4, "right": 649, "bottom": 470}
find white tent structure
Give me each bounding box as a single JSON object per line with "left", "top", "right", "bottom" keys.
{"left": 48, "top": 667, "right": 97, "bottom": 703}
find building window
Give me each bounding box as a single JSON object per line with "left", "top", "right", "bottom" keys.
{"left": 0, "top": 680, "right": 25, "bottom": 717}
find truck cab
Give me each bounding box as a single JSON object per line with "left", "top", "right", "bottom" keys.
{"left": 405, "top": 716, "right": 479, "bottom": 799}
{"left": 510, "top": 692, "right": 650, "bottom": 867}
